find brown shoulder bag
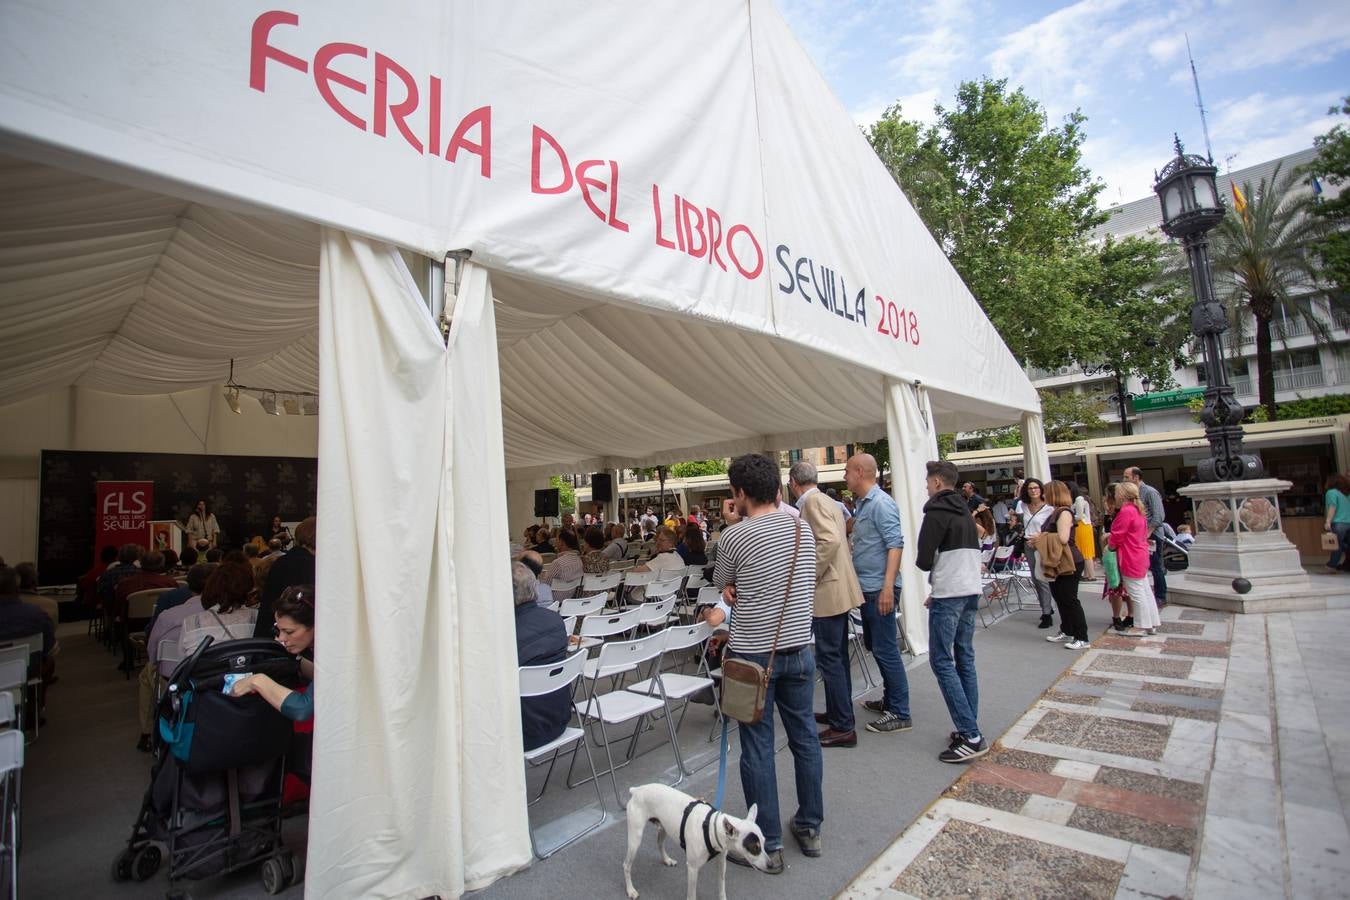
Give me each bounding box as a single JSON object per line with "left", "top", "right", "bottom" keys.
{"left": 719, "top": 519, "right": 803, "bottom": 725}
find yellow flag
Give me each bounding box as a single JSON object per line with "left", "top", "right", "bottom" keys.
{"left": 1231, "top": 182, "right": 1249, "bottom": 221}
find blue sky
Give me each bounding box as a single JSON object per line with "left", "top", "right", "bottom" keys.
{"left": 778, "top": 0, "right": 1349, "bottom": 206}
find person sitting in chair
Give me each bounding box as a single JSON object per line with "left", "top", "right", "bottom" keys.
{"left": 510, "top": 562, "right": 570, "bottom": 751}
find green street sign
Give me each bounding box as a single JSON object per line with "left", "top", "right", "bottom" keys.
{"left": 1130, "top": 387, "right": 1205, "bottom": 412}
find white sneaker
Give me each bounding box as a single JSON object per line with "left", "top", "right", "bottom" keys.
{"left": 1064, "top": 639, "right": 1090, "bottom": 650}
{"left": 1045, "top": 632, "right": 1070, "bottom": 643}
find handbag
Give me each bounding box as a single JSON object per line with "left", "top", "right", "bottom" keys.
{"left": 719, "top": 520, "right": 803, "bottom": 725}
{"left": 1322, "top": 530, "right": 1340, "bottom": 552}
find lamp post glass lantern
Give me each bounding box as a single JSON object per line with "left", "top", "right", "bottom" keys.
{"left": 1153, "top": 136, "right": 1263, "bottom": 482}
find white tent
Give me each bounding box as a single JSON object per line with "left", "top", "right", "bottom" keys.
{"left": 0, "top": 2, "right": 1045, "bottom": 897}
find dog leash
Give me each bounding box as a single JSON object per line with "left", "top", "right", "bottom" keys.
{"left": 714, "top": 608, "right": 731, "bottom": 810}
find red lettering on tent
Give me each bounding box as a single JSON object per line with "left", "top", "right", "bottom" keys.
{"left": 249, "top": 10, "right": 306, "bottom": 92}
{"left": 314, "top": 42, "right": 369, "bottom": 131}
{"left": 653, "top": 184, "right": 676, "bottom": 250}
{"left": 447, "top": 106, "right": 491, "bottom": 178}
{"left": 428, "top": 76, "right": 442, "bottom": 156}
{"left": 575, "top": 160, "right": 630, "bottom": 233}
{"left": 531, "top": 125, "right": 571, "bottom": 194}
{"left": 374, "top": 53, "right": 422, "bottom": 153}
{"left": 726, "top": 224, "right": 764, "bottom": 280}
{"left": 681, "top": 201, "right": 707, "bottom": 259}
{"left": 706, "top": 208, "right": 726, "bottom": 271}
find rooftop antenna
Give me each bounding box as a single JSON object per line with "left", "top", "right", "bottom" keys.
{"left": 1186, "top": 34, "right": 1214, "bottom": 163}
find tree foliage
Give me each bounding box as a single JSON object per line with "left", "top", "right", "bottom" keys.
{"left": 866, "top": 78, "right": 1107, "bottom": 368}
{"left": 669, "top": 458, "right": 728, "bottom": 478}
{"left": 1208, "top": 163, "right": 1335, "bottom": 419}
{"left": 1309, "top": 96, "right": 1350, "bottom": 294}
{"left": 550, "top": 474, "right": 576, "bottom": 513}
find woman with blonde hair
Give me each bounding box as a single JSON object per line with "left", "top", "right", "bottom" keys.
{"left": 1040, "top": 480, "right": 1089, "bottom": 649}
{"left": 1109, "top": 480, "right": 1160, "bottom": 636}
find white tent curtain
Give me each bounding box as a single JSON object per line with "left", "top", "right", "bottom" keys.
{"left": 884, "top": 377, "right": 938, "bottom": 656}
{"left": 1021, "top": 412, "right": 1052, "bottom": 482}
{"left": 309, "top": 232, "right": 529, "bottom": 899}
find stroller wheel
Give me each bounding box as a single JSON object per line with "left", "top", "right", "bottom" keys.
{"left": 261, "top": 856, "right": 289, "bottom": 895}
{"left": 133, "top": 844, "right": 162, "bottom": 881}
{"left": 110, "top": 848, "right": 135, "bottom": 882}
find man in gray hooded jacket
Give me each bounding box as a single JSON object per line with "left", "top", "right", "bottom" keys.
{"left": 915, "top": 460, "right": 987, "bottom": 764}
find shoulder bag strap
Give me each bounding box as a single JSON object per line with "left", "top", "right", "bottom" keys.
{"left": 764, "top": 519, "right": 804, "bottom": 680}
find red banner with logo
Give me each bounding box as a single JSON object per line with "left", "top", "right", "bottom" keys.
{"left": 95, "top": 481, "right": 153, "bottom": 559}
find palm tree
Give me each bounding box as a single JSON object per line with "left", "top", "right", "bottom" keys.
{"left": 1208, "top": 163, "right": 1339, "bottom": 419}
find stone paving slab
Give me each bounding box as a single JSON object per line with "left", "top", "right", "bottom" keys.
{"left": 840, "top": 603, "right": 1350, "bottom": 900}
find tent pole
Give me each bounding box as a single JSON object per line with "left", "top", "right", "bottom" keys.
{"left": 427, "top": 259, "right": 445, "bottom": 322}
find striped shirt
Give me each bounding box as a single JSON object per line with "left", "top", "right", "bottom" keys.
{"left": 712, "top": 512, "right": 816, "bottom": 654}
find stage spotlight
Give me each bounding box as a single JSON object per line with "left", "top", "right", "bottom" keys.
{"left": 282, "top": 394, "right": 301, "bottom": 416}
{"left": 261, "top": 391, "right": 281, "bottom": 415}
{"left": 223, "top": 386, "right": 242, "bottom": 414}
{"left": 302, "top": 397, "right": 319, "bottom": 416}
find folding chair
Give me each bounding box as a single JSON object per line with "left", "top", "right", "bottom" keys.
{"left": 678, "top": 567, "right": 709, "bottom": 621}
{"left": 124, "top": 589, "right": 167, "bottom": 678}
{"left": 154, "top": 639, "right": 181, "bottom": 702}
{"left": 581, "top": 571, "right": 623, "bottom": 607}
{"left": 619, "top": 569, "right": 656, "bottom": 605}
{"left": 625, "top": 621, "right": 719, "bottom": 772}
{"left": 558, "top": 593, "right": 607, "bottom": 620}
{"left": 846, "top": 608, "right": 877, "bottom": 696}
{"left": 611, "top": 558, "right": 636, "bottom": 571}
{"left": 0, "top": 729, "right": 20, "bottom": 900}
{"left": 0, "top": 695, "right": 12, "bottom": 730}
{"left": 550, "top": 577, "right": 582, "bottom": 601}
{"left": 624, "top": 542, "right": 644, "bottom": 561}
{"left": 645, "top": 577, "right": 684, "bottom": 603}
{"left": 519, "top": 652, "right": 607, "bottom": 859}
{"left": 568, "top": 631, "right": 682, "bottom": 808}
{"left": 0, "top": 663, "right": 22, "bottom": 742}
{"left": 635, "top": 596, "right": 678, "bottom": 632}
{"left": 562, "top": 616, "right": 577, "bottom": 637}
{"left": 576, "top": 607, "right": 645, "bottom": 669}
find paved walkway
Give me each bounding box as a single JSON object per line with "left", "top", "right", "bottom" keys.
{"left": 841, "top": 602, "right": 1350, "bottom": 899}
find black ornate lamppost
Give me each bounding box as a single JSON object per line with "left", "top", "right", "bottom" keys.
{"left": 1153, "top": 137, "right": 1263, "bottom": 482}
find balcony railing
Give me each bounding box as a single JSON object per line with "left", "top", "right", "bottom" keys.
{"left": 1273, "top": 366, "right": 1326, "bottom": 392}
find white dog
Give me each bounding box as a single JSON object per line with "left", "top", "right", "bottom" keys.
{"left": 624, "top": 783, "right": 772, "bottom": 900}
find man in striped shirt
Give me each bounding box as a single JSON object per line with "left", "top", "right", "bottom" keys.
{"left": 713, "top": 453, "right": 822, "bottom": 871}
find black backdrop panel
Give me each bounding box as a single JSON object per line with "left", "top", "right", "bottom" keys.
{"left": 533, "top": 488, "right": 560, "bottom": 518}
{"left": 38, "top": 449, "right": 317, "bottom": 586}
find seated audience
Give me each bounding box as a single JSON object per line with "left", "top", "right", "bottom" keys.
{"left": 256, "top": 516, "right": 316, "bottom": 638}
{"left": 179, "top": 561, "right": 259, "bottom": 656}
{"left": 79, "top": 544, "right": 119, "bottom": 612}
{"left": 136, "top": 562, "right": 213, "bottom": 751}
{"left": 96, "top": 543, "right": 143, "bottom": 617}
{"left": 517, "top": 551, "right": 553, "bottom": 607}
{"left": 580, "top": 526, "right": 611, "bottom": 574}
{"left": 676, "top": 523, "right": 708, "bottom": 565}
{"left": 113, "top": 550, "right": 180, "bottom": 622}
{"left": 204, "top": 548, "right": 224, "bottom": 563}
{"left": 632, "top": 527, "right": 687, "bottom": 577}
{"left": 531, "top": 527, "right": 554, "bottom": 555}
{"left": 231, "top": 585, "right": 316, "bottom": 721}
{"left": 269, "top": 515, "right": 293, "bottom": 550}
{"left": 510, "top": 562, "right": 571, "bottom": 751}
{"left": 178, "top": 546, "right": 199, "bottom": 570}
{"left": 627, "top": 522, "right": 643, "bottom": 545}
{"left": 601, "top": 523, "right": 628, "bottom": 561}
{"left": 0, "top": 564, "right": 55, "bottom": 661}
{"left": 540, "top": 529, "right": 584, "bottom": 586}
{"left": 14, "top": 562, "right": 59, "bottom": 628}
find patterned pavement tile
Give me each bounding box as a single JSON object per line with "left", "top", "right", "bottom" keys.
{"left": 1159, "top": 638, "right": 1231, "bottom": 658}
{"left": 986, "top": 747, "right": 1061, "bottom": 774}
{"left": 966, "top": 761, "right": 1066, "bottom": 798}
{"left": 1047, "top": 690, "right": 1100, "bottom": 706}
{"left": 893, "top": 819, "right": 1125, "bottom": 900}
{"left": 1066, "top": 780, "right": 1202, "bottom": 829}
{"left": 1094, "top": 766, "right": 1205, "bottom": 803}
{"left": 1088, "top": 653, "right": 1193, "bottom": 679}
{"left": 1132, "top": 699, "right": 1219, "bottom": 722}
{"left": 943, "top": 780, "right": 1030, "bottom": 813}
{"left": 1156, "top": 621, "right": 1206, "bottom": 636}
{"left": 1179, "top": 609, "right": 1228, "bottom": 621}
{"left": 1139, "top": 681, "right": 1222, "bottom": 700}
{"left": 1026, "top": 709, "right": 1172, "bottom": 761}
{"left": 1066, "top": 805, "right": 1198, "bottom": 856}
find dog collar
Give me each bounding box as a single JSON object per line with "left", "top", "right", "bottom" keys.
{"left": 679, "top": 800, "right": 721, "bottom": 860}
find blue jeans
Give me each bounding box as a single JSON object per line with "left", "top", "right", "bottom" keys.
{"left": 1331, "top": 523, "right": 1350, "bottom": 568}
{"left": 859, "top": 589, "right": 910, "bottom": 718}
{"left": 927, "top": 595, "right": 980, "bottom": 739}
{"left": 732, "top": 646, "right": 824, "bottom": 851}
{"left": 1149, "top": 538, "right": 1167, "bottom": 602}
{"left": 813, "top": 613, "right": 853, "bottom": 732}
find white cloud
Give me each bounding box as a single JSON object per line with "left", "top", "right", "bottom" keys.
{"left": 1209, "top": 89, "right": 1343, "bottom": 167}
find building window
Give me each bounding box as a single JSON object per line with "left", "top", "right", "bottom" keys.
{"left": 789, "top": 449, "right": 802, "bottom": 463}
{"left": 825, "top": 446, "right": 836, "bottom": 465}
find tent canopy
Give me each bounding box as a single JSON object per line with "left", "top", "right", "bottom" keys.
{"left": 0, "top": 0, "right": 1038, "bottom": 478}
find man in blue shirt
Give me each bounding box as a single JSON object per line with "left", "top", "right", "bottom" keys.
{"left": 844, "top": 453, "right": 912, "bottom": 734}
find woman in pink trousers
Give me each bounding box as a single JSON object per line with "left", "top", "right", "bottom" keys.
{"left": 1108, "top": 481, "right": 1161, "bottom": 636}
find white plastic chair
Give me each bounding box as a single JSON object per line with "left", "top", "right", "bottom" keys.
{"left": 558, "top": 594, "right": 607, "bottom": 619}
{"left": 0, "top": 729, "right": 21, "bottom": 900}
{"left": 568, "top": 630, "right": 682, "bottom": 807}
{"left": 645, "top": 577, "right": 684, "bottom": 602}
{"left": 154, "top": 639, "right": 182, "bottom": 700}
{"left": 581, "top": 571, "right": 623, "bottom": 604}
{"left": 519, "top": 652, "right": 607, "bottom": 858}
{"left": 0, "top": 696, "right": 12, "bottom": 730}
{"left": 0, "top": 662, "right": 24, "bottom": 743}
{"left": 847, "top": 608, "right": 877, "bottom": 695}
{"left": 626, "top": 621, "right": 719, "bottom": 770}
{"left": 577, "top": 607, "right": 645, "bottom": 678}
{"left": 550, "top": 577, "right": 582, "bottom": 601}
{"left": 635, "top": 596, "right": 678, "bottom": 630}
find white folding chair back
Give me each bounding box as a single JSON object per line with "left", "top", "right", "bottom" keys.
{"left": 582, "top": 572, "right": 623, "bottom": 594}
{"left": 589, "top": 629, "right": 668, "bottom": 683}
{"left": 645, "top": 577, "right": 684, "bottom": 600}
{"left": 551, "top": 577, "right": 582, "bottom": 600}
{"left": 558, "top": 594, "right": 607, "bottom": 619}
{"left": 611, "top": 559, "right": 636, "bottom": 571}
{"left": 0, "top": 728, "right": 21, "bottom": 774}
{"left": 562, "top": 616, "right": 578, "bottom": 636}
{"left": 0, "top": 694, "right": 13, "bottom": 729}
{"left": 157, "top": 638, "right": 182, "bottom": 669}
{"left": 624, "top": 542, "right": 644, "bottom": 560}
{"left": 126, "top": 588, "right": 168, "bottom": 620}
{"left": 980, "top": 548, "right": 995, "bottom": 567}
{"left": 661, "top": 620, "right": 713, "bottom": 653}
{"left": 0, "top": 662, "right": 22, "bottom": 693}
{"left": 578, "top": 607, "right": 644, "bottom": 640}
{"left": 621, "top": 569, "right": 657, "bottom": 588}
{"left": 683, "top": 567, "right": 709, "bottom": 590}
{"left": 519, "top": 650, "right": 589, "bottom": 698}
{"left": 636, "top": 596, "right": 677, "bottom": 628}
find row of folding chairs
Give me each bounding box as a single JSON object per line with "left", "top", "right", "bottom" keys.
{"left": 547, "top": 565, "right": 710, "bottom": 612}
{"left": 518, "top": 620, "right": 718, "bottom": 859}
{"left": 978, "top": 545, "right": 1040, "bottom": 626}
{"left": 0, "top": 676, "right": 26, "bottom": 899}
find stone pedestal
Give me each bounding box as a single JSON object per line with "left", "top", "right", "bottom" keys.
{"left": 1168, "top": 478, "right": 1350, "bottom": 613}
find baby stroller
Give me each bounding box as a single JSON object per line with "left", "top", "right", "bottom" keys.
{"left": 111, "top": 636, "right": 306, "bottom": 897}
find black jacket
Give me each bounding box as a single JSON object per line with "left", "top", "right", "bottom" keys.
{"left": 916, "top": 490, "right": 982, "bottom": 599}
{"left": 254, "top": 548, "right": 316, "bottom": 638}
{"left": 515, "top": 600, "right": 571, "bottom": 752}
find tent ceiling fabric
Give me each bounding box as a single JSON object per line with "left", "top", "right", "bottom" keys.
{"left": 0, "top": 156, "right": 1027, "bottom": 473}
